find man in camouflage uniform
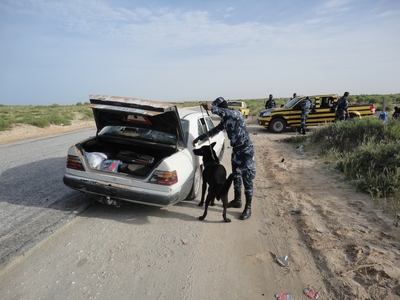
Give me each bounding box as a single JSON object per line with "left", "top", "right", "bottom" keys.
{"left": 299, "top": 96, "right": 312, "bottom": 134}
{"left": 265, "top": 94, "right": 276, "bottom": 109}
{"left": 336, "top": 91, "right": 350, "bottom": 121}
{"left": 193, "top": 97, "right": 256, "bottom": 220}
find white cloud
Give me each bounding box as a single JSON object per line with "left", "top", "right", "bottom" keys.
{"left": 377, "top": 10, "right": 400, "bottom": 18}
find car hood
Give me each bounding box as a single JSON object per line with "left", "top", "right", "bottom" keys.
{"left": 89, "top": 95, "right": 186, "bottom": 147}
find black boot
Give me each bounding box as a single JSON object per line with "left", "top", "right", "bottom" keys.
{"left": 239, "top": 195, "right": 252, "bottom": 220}
{"left": 227, "top": 188, "right": 242, "bottom": 208}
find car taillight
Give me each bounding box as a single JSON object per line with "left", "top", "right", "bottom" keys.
{"left": 370, "top": 105, "right": 375, "bottom": 114}
{"left": 66, "top": 155, "right": 84, "bottom": 171}
{"left": 152, "top": 170, "right": 178, "bottom": 185}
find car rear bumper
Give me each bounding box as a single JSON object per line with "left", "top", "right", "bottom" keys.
{"left": 63, "top": 174, "right": 181, "bottom": 206}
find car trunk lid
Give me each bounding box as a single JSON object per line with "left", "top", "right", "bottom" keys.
{"left": 89, "top": 95, "right": 186, "bottom": 148}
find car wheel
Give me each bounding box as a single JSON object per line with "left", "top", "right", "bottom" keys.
{"left": 269, "top": 118, "right": 286, "bottom": 133}
{"left": 218, "top": 142, "right": 225, "bottom": 161}
{"left": 185, "top": 166, "right": 201, "bottom": 200}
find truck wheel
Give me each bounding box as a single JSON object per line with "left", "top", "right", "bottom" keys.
{"left": 185, "top": 166, "right": 201, "bottom": 200}
{"left": 269, "top": 118, "right": 286, "bottom": 133}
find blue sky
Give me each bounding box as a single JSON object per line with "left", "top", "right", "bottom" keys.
{"left": 1, "top": 0, "right": 399, "bottom": 105}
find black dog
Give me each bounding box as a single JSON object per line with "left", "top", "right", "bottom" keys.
{"left": 193, "top": 142, "right": 234, "bottom": 222}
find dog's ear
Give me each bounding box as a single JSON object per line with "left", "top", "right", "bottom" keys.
{"left": 211, "top": 142, "right": 216, "bottom": 149}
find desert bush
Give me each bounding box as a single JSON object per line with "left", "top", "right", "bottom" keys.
{"left": 0, "top": 119, "right": 13, "bottom": 131}
{"left": 47, "top": 114, "right": 72, "bottom": 126}
{"left": 307, "top": 117, "right": 400, "bottom": 216}
{"left": 24, "top": 118, "right": 50, "bottom": 128}
{"left": 310, "top": 117, "right": 400, "bottom": 154}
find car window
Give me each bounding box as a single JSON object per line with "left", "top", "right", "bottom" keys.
{"left": 310, "top": 97, "right": 316, "bottom": 107}
{"left": 197, "top": 117, "right": 217, "bottom": 146}
{"left": 284, "top": 98, "right": 299, "bottom": 108}
{"left": 198, "top": 118, "right": 207, "bottom": 135}
{"left": 228, "top": 102, "right": 241, "bottom": 107}
{"left": 180, "top": 119, "right": 189, "bottom": 144}
{"left": 205, "top": 117, "right": 215, "bottom": 131}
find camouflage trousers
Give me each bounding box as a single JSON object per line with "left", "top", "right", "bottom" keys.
{"left": 231, "top": 143, "right": 256, "bottom": 196}
{"left": 335, "top": 110, "right": 346, "bottom": 121}
{"left": 300, "top": 111, "right": 309, "bottom": 130}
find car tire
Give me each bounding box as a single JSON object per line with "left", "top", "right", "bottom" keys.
{"left": 269, "top": 118, "right": 286, "bottom": 133}
{"left": 218, "top": 142, "right": 225, "bottom": 161}
{"left": 185, "top": 166, "right": 202, "bottom": 200}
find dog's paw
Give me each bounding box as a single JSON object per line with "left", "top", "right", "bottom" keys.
{"left": 199, "top": 216, "right": 205, "bottom": 221}
{"left": 198, "top": 202, "right": 204, "bottom": 207}
{"left": 224, "top": 218, "right": 231, "bottom": 223}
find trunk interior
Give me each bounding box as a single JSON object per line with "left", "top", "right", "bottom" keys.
{"left": 78, "top": 137, "right": 176, "bottom": 177}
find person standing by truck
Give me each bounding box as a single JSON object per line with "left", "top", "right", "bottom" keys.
{"left": 335, "top": 91, "right": 350, "bottom": 121}
{"left": 299, "top": 96, "right": 312, "bottom": 134}
{"left": 265, "top": 94, "right": 276, "bottom": 109}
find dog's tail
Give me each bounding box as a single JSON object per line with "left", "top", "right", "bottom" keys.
{"left": 216, "top": 173, "right": 234, "bottom": 200}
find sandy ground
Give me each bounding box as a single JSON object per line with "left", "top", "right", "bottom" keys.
{"left": 0, "top": 118, "right": 399, "bottom": 299}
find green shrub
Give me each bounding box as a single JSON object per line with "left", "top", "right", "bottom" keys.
{"left": 47, "top": 115, "right": 72, "bottom": 126}
{"left": 308, "top": 117, "right": 400, "bottom": 216}
{"left": 26, "top": 118, "right": 50, "bottom": 128}
{"left": 0, "top": 119, "right": 13, "bottom": 131}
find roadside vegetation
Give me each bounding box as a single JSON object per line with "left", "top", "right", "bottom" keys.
{"left": 289, "top": 117, "right": 400, "bottom": 224}
{"left": 0, "top": 102, "right": 93, "bottom": 131}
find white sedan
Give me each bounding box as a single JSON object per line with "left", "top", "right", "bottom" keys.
{"left": 63, "top": 95, "right": 225, "bottom": 206}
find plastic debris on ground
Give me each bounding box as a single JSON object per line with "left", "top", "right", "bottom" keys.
{"left": 316, "top": 227, "right": 330, "bottom": 233}
{"left": 296, "top": 145, "right": 303, "bottom": 152}
{"left": 303, "top": 288, "right": 319, "bottom": 299}
{"left": 278, "top": 163, "right": 288, "bottom": 170}
{"left": 276, "top": 255, "right": 290, "bottom": 267}
{"left": 275, "top": 292, "right": 294, "bottom": 300}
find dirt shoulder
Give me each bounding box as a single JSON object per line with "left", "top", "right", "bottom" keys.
{"left": 251, "top": 128, "right": 400, "bottom": 299}
{"left": 0, "top": 118, "right": 399, "bottom": 299}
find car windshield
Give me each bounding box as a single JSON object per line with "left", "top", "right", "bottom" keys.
{"left": 228, "top": 102, "right": 242, "bottom": 107}
{"left": 283, "top": 97, "right": 300, "bottom": 108}
{"left": 100, "top": 126, "right": 178, "bottom": 146}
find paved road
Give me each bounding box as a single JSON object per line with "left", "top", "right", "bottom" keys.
{"left": 0, "top": 128, "right": 97, "bottom": 269}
